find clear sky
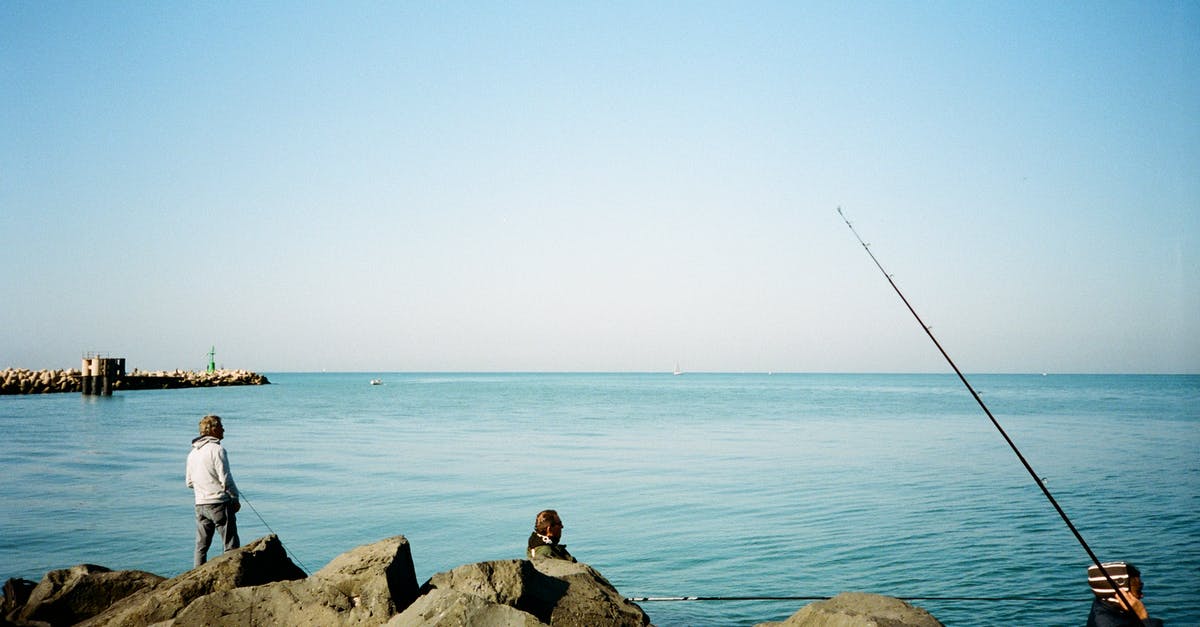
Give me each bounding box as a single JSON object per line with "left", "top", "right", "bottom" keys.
{"left": 2, "top": 2, "right": 1197, "bottom": 374}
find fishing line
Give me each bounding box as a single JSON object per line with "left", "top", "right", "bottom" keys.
{"left": 836, "top": 207, "right": 1137, "bottom": 618}
{"left": 239, "top": 491, "right": 312, "bottom": 575}
{"left": 627, "top": 595, "right": 1084, "bottom": 603}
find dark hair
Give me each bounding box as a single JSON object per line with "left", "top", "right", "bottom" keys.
{"left": 534, "top": 509, "right": 560, "bottom": 533}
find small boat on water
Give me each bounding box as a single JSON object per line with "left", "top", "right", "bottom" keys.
{"left": 370, "top": 378, "right": 382, "bottom": 385}
{"left": 673, "top": 363, "right": 682, "bottom": 376}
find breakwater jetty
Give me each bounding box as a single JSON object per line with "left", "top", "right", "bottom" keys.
{"left": 0, "top": 367, "right": 270, "bottom": 395}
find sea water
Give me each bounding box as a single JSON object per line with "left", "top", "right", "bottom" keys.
{"left": 1, "top": 373, "right": 1196, "bottom": 626}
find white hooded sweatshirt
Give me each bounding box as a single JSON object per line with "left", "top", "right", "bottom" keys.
{"left": 186, "top": 435, "right": 240, "bottom": 505}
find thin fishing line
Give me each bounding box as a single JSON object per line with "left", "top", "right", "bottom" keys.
{"left": 627, "top": 595, "right": 1084, "bottom": 603}
{"left": 836, "top": 207, "right": 1136, "bottom": 617}
{"left": 239, "top": 492, "right": 312, "bottom": 575}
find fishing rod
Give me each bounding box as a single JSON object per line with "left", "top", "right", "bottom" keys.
{"left": 239, "top": 491, "right": 312, "bottom": 575}
{"left": 836, "top": 207, "right": 1140, "bottom": 619}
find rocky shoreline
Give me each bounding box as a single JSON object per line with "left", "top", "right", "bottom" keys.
{"left": 0, "top": 368, "right": 270, "bottom": 395}
{"left": 1, "top": 534, "right": 944, "bottom": 626}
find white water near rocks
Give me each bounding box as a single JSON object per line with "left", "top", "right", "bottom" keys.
{"left": 1, "top": 373, "right": 1196, "bottom": 625}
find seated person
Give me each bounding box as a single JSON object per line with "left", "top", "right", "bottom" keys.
{"left": 1086, "top": 561, "right": 1163, "bottom": 627}
{"left": 527, "top": 509, "right": 576, "bottom": 562}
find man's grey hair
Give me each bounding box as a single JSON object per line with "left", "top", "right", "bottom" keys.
{"left": 199, "top": 415, "right": 223, "bottom": 437}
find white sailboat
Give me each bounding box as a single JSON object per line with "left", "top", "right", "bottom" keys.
{"left": 673, "top": 362, "right": 681, "bottom": 376}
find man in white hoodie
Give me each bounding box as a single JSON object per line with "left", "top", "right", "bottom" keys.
{"left": 186, "top": 414, "right": 241, "bottom": 567}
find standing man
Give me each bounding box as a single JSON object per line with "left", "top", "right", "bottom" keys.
{"left": 527, "top": 509, "right": 576, "bottom": 562}
{"left": 186, "top": 414, "right": 241, "bottom": 567}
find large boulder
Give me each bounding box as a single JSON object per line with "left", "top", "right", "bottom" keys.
{"left": 756, "top": 592, "right": 943, "bottom": 627}
{"left": 5, "top": 565, "right": 162, "bottom": 626}
{"left": 529, "top": 559, "right": 651, "bottom": 627}
{"left": 169, "top": 535, "right": 419, "bottom": 626}
{"left": 389, "top": 559, "right": 650, "bottom": 627}
{"left": 77, "top": 534, "right": 305, "bottom": 627}
{"left": 312, "top": 534, "right": 420, "bottom": 617}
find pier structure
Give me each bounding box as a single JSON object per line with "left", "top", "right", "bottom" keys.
{"left": 81, "top": 353, "right": 125, "bottom": 396}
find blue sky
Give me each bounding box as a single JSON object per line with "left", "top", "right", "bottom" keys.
{"left": 3, "top": 1, "right": 1197, "bottom": 373}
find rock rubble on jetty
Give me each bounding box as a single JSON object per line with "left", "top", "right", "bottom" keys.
{"left": 0, "top": 369, "right": 80, "bottom": 395}
{"left": 0, "top": 368, "right": 269, "bottom": 395}
{"left": 119, "top": 369, "right": 270, "bottom": 391}
{"left": 1, "top": 534, "right": 943, "bottom": 627}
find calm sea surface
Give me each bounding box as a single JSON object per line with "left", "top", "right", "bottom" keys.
{"left": 1, "top": 373, "right": 1196, "bottom": 626}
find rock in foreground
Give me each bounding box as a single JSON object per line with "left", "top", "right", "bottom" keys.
{"left": 756, "top": 591, "right": 944, "bottom": 627}
{"left": 168, "top": 535, "right": 418, "bottom": 626}
{"left": 4, "top": 535, "right": 417, "bottom": 627}
{"left": 391, "top": 558, "right": 650, "bottom": 626}
{"left": 5, "top": 564, "right": 163, "bottom": 626}
{"left": 75, "top": 534, "right": 308, "bottom": 626}
{"left": 3, "top": 535, "right": 943, "bottom": 627}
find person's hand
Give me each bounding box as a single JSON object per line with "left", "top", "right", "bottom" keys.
{"left": 1112, "top": 586, "right": 1148, "bottom": 620}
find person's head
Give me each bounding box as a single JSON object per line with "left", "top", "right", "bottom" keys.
{"left": 1088, "top": 562, "right": 1143, "bottom": 601}
{"left": 199, "top": 415, "right": 225, "bottom": 439}
{"left": 534, "top": 509, "right": 563, "bottom": 543}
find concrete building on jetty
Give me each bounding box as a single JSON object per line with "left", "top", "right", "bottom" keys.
{"left": 0, "top": 353, "right": 269, "bottom": 395}
{"left": 80, "top": 354, "right": 125, "bottom": 396}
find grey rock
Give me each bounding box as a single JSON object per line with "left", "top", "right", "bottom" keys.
{"left": 169, "top": 580, "right": 355, "bottom": 626}
{"left": 530, "top": 559, "right": 650, "bottom": 627}
{"left": 755, "top": 592, "right": 943, "bottom": 627}
{"left": 170, "top": 535, "right": 418, "bottom": 627}
{"left": 7, "top": 564, "right": 162, "bottom": 627}
{"left": 313, "top": 534, "right": 420, "bottom": 617}
{"left": 390, "top": 559, "right": 649, "bottom": 627}
{"left": 387, "top": 588, "right": 544, "bottom": 627}
{"left": 77, "top": 534, "right": 305, "bottom": 627}
{"left": 4, "top": 535, "right": 947, "bottom": 627}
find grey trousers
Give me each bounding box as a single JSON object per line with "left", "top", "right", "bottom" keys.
{"left": 194, "top": 502, "right": 240, "bottom": 567}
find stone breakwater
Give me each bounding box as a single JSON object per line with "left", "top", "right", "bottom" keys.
{"left": 0, "top": 368, "right": 270, "bottom": 395}
{"left": 1, "top": 535, "right": 943, "bottom": 626}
